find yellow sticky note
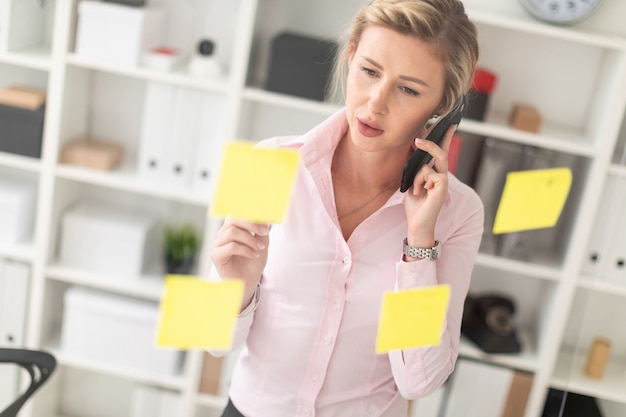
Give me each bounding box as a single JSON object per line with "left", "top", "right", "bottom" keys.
{"left": 376, "top": 284, "right": 451, "bottom": 353}
{"left": 492, "top": 167, "right": 572, "bottom": 234}
{"left": 211, "top": 142, "right": 300, "bottom": 223}
{"left": 156, "top": 275, "right": 244, "bottom": 349}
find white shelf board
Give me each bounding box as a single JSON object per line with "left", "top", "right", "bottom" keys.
{"left": 578, "top": 275, "right": 626, "bottom": 298}
{"left": 46, "top": 263, "right": 166, "bottom": 302}
{"left": 243, "top": 87, "right": 342, "bottom": 116}
{"left": 467, "top": 8, "right": 626, "bottom": 50}
{"left": 459, "top": 115, "right": 594, "bottom": 157}
{"left": 0, "top": 151, "right": 42, "bottom": 173}
{"left": 55, "top": 163, "right": 209, "bottom": 206}
{"left": 0, "top": 44, "right": 52, "bottom": 71}
{"left": 65, "top": 53, "right": 231, "bottom": 93}
{"left": 475, "top": 252, "right": 562, "bottom": 282}
{"left": 609, "top": 164, "right": 626, "bottom": 177}
{"left": 459, "top": 330, "right": 539, "bottom": 373}
{"left": 0, "top": 240, "right": 35, "bottom": 262}
{"left": 196, "top": 393, "right": 228, "bottom": 410}
{"left": 552, "top": 350, "right": 626, "bottom": 405}
{"left": 46, "top": 342, "right": 186, "bottom": 391}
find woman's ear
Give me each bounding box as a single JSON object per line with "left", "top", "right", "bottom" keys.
{"left": 348, "top": 42, "right": 357, "bottom": 65}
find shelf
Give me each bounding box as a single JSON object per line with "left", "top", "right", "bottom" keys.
{"left": 609, "top": 164, "right": 626, "bottom": 177}
{"left": 47, "top": 342, "right": 187, "bottom": 391}
{"left": 467, "top": 9, "right": 626, "bottom": 50}
{"left": 55, "top": 163, "right": 209, "bottom": 207}
{"left": 459, "top": 115, "right": 594, "bottom": 157}
{"left": 196, "top": 393, "right": 228, "bottom": 410}
{"left": 243, "top": 87, "right": 342, "bottom": 116}
{"left": 475, "top": 252, "right": 562, "bottom": 282}
{"left": 552, "top": 350, "right": 626, "bottom": 405}
{"left": 0, "top": 44, "right": 52, "bottom": 71}
{"left": 0, "top": 240, "right": 36, "bottom": 262}
{"left": 578, "top": 275, "right": 626, "bottom": 297}
{"left": 65, "top": 53, "right": 231, "bottom": 93}
{"left": 459, "top": 330, "right": 539, "bottom": 373}
{"left": 0, "top": 151, "right": 42, "bottom": 173}
{"left": 46, "top": 263, "right": 166, "bottom": 302}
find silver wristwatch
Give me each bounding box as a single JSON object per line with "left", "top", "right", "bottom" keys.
{"left": 403, "top": 238, "right": 442, "bottom": 260}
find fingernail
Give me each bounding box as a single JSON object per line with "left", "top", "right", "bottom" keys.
{"left": 415, "top": 138, "right": 425, "bottom": 144}
{"left": 259, "top": 225, "right": 270, "bottom": 236}
{"left": 257, "top": 242, "right": 266, "bottom": 250}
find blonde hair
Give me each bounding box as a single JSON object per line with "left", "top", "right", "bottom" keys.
{"left": 330, "top": 0, "right": 479, "bottom": 115}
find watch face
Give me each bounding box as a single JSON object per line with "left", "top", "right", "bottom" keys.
{"left": 520, "top": 0, "right": 604, "bottom": 24}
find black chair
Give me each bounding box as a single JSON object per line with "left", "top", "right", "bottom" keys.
{"left": 0, "top": 348, "right": 56, "bottom": 417}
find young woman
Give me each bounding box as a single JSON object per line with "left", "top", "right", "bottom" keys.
{"left": 210, "top": 1, "right": 483, "bottom": 415}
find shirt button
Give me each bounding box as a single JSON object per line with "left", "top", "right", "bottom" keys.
{"left": 322, "top": 335, "right": 330, "bottom": 344}
{"left": 334, "top": 297, "right": 342, "bottom": 305}
{"left": 312, "top": 373, "right": 319, "bottom": 382}
{"left": 343, "top": 255, "right": 350, "bottom": 264}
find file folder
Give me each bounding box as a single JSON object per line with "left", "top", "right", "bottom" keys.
{"left": 138, "top": 81, "right": 176, "bottom": 183}
{"left": 165, "top": 87, "right": 205, "bottom": 188}
{"left": 0, "top": 259, "right": 30, "bottom": 408}
{"left": 191, "top": 93, "right": 228, "bottom": 198}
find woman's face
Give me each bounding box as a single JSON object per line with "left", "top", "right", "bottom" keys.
{"left": 345, "top": 25, "right": 445, "bottom": 154}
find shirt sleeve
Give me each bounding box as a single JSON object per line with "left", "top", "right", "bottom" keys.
{"left": 387, "top": 196, "right": 484, "bottom": 399}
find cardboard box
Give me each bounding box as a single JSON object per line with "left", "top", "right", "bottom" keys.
{"left": 61, "top": 286, "right": 181, "bottom": 375}
{"left": 75, "top": 1, "right": 164, "bottom": 66}
{"left": 510, "top": 104, "right": 542, "bottom": 133}
{"left": 198, "top": 352, "right": 224, "bottom": 395}
{"left": 60, "top": 138, "right": 124, "bottom": 171}
{"left": 59, "top": 202, "right": 160, "bottom": 276}
{"left": 0, "top": 85, "right": 46, "bottom": 110}
{"left": 0, "top": 178, "right": 36, "bottom": 243}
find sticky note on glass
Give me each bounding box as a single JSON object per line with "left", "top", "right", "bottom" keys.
{"left": 211, "top": 142, "right": 300, "bottom": 223}
{"left": 492, "top": 167, "right": 572, "bottom": 234}
{"left": 156, "top": 275, "right": 244, "bottom": 349}
{"left": 376, "top": 284, "right": 450, "bottom": 353}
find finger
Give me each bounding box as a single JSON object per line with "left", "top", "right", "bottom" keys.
{"left": 410, "top": 164, "right": 435, "bottom": 196}
{"left": 211, "top": 240, "right": 263, "bottom": 262}
{"left": 215, "top": 223, "right": 268, "bottom": 252}
{"left": 223, "top": 217, "right": 270, "bottom": 236}
{"left": 411, "top": 166, "right": 450, "bottom": 197}
{"left": 431, "top": 124, "right": 455, "bottom": 174}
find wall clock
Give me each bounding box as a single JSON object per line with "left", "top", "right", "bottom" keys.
{"left": 518, "top": 0, "right": 605, "bottom": 25}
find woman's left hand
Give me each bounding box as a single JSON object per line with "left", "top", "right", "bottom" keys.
{"left": 403, "top": 124, "right": 457, "bottom": 247}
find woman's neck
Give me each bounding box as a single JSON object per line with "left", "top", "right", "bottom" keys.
{"left": 331, "top": 133, "right": 408, "bottom": 191}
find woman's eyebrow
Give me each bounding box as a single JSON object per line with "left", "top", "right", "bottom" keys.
{"left": 361, "top": 56, "right": 430, "bottom": 88}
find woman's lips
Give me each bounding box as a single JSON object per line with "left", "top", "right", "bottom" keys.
{"left": 357, "top": 118, "right": 384, "bottom": 137}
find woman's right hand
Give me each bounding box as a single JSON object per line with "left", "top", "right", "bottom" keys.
{"left": 210, "top": 217, "right": 270, "bottom": 309}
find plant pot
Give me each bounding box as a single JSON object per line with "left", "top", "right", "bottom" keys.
{"left": 165, "top": 256, "right": 196, "bottom": 275}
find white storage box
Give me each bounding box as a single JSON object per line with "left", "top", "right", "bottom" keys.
{"left": 59, "top": 202, "right": 160, "bottom": 276}
{"left": 61, "top": 286, "right": 180, "bottom": 375}
{"left": 75, "top": 1, "right": 164, "bottom": 66}
{"left": 0, "top": 178, "right": 36, "bottom": 243}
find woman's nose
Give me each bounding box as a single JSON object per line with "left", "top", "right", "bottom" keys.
{"left": 367, "top": 81, "right": 390, "bottom": 114}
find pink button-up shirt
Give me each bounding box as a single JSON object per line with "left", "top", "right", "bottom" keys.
{"left": 212, "top": 110, "right": 484, "bottom": 417}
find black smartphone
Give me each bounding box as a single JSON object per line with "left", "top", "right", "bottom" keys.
{"left": 400, "top": 96, "right": 468, "bottom": 193}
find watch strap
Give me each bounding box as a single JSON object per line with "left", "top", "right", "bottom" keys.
{"left": 403, "top": 238, "right": 441, "bottom": 260}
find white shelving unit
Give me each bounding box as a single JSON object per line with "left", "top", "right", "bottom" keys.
{"left": 2, "top": 0, "right": 626, "bottom": 416}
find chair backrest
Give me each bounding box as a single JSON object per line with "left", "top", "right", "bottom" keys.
{"left": 0, "top": 348, "right": 56, "bottom": 417}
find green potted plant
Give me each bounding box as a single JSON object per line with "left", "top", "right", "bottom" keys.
{"left": 163, "top": 223, "right": 201, "bottom": 274}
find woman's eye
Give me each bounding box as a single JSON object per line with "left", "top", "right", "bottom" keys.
{"left": 361, "top": 67, "right": 377, "bottom": 77}
{"left": 401, "top": 86, "right": 419, "bottom": 96}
